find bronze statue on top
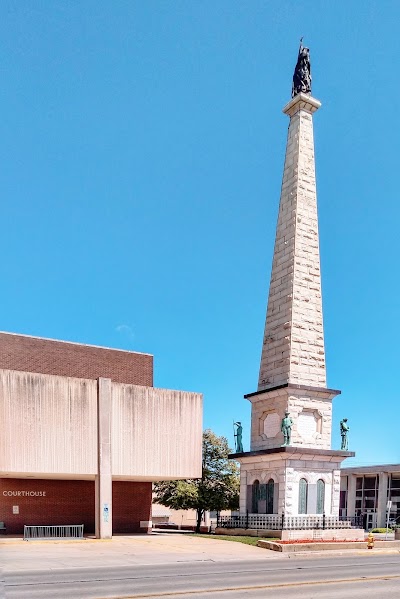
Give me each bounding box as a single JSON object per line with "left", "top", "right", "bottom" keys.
{"left": 234, "top": 421, "right": 243, "bottom": 453}
{"left": 340, "top": 418, "right": 350, "bottom": 451}
{"left": 292, "top": 38, "right": 312, "bottom": 98}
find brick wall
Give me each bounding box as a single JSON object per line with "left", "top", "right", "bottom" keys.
{"left": 0, "top": 479, "right": 95, "bottom": 535}
{"left": 113, "top": 481, "right": 152, "bottom": 533}
{"left": 0, "top": 332, "right": 153, "bottom": 386}
{"left": 0, "top": 479, "right": 152, "bottom": 535}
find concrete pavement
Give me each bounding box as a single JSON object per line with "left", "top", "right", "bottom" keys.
{"left": 1, "top": 532, "right": 283, "bottom": 572}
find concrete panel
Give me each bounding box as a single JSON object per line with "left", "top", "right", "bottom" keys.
{"left": 0, "top": 369, "right": 97, "bottom": 476}
{"left": 112, "top": 384, "right": 202, "bottom": 479}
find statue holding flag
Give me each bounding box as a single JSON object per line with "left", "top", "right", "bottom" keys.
{"left": 233, "top": 421, "right": 243, "bottom": 453}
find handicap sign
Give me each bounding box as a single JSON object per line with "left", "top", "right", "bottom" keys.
{"left": 103, "top": 503, "right": 109, "bottom": 523}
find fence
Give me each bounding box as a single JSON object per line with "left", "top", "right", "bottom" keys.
{"left": 216, "top": 513, "right": 364, "bottom": 530}
{"left": 23, "top": 525, "right": 84, "bottom": 540}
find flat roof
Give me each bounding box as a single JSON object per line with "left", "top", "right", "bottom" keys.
{"left": 341, "top": 463, "right": 400, "bottom": 474}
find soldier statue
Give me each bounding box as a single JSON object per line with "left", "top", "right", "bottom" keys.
{"left": 340, "top": 418, "right": 350, "bottom": 450}
{"left": 292, "top": 38, "right": 312, "bottom": 97}
{"left": 234, "top": 421, "right": 243, "bottom": 453}
{"left": 281, "top": 411, "right": 293, "bottom": 446}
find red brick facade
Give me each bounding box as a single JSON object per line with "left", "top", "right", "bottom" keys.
{"left": 112, "top": 482, "right": 152, "bottom": 533}
{"left": 0, "top": 332, "right": 153, "bottom": 386}
{"left": 0, "top": 479, "right": 152, "bottom": 535}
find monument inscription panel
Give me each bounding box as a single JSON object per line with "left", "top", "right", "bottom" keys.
{"left": 297, "top": 411, "right": 317, "bottom": 440}
{"left": 263, "top": 412, "right": 280, "bottom": 438}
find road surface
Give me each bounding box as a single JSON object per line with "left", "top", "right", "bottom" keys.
{"left": 4, "top": 554, "right": 400, "bottom": 598}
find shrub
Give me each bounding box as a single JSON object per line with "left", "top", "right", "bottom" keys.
{"left": 371, "top": 527, "right": 393, "bottom": 533}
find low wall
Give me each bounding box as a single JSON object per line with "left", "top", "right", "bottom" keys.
{"left": 281, "top": 528, "right": 364, "bottom": 541}
{"left": 156, "top": 524, "right": 209, "bottom": 533}
{"left": 215, "top": 527, "right": 282, "bottom": 539}
{"left": 258, "top": 539, "right": 400, "bottom": 552}
{"left": 215, "top": 527, "right": 364, "bottom": 541}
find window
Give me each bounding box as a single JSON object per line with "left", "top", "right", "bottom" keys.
{"left": 252, "top": 480, "right": 260, "bottom": 514}
{"left": 316, "top": 479, "right": 325, "bottom": 514}
{"left": 387, "top": 474, "right": 400, "bottom": 522}
{"left": 266, "top": 479, "right": 274, "bottom": 514}
{"left": 299, "top": 478, "right": 308, "bottom": 514}
{"left": 354, "top": 475, "right": 378, "bottom": 516}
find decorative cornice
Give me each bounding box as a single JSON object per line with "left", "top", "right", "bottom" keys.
{"left": 245, "top": 383, "right": 341, "bottom": 400}
{"left": 229, "top": 446, "right": 354, "bottom": 460}
{"left": 283, "top": 92, "right": 321, "bottom": 117}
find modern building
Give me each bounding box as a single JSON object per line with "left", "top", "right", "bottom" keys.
{"left": 231, "top": 44, "right": 354, "bottom": 521}
{"left": 0, "top": 331, "right": 202, "bottom": 537}
{"left": 340, "top": 464, "right": 400, "bottom": 530}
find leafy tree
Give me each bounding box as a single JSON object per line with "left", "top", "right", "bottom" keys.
{"left": 153, "top": 429, "right": 240, "bottom": 533}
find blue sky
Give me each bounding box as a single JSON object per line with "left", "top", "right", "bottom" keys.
{"left": 0, "top": 1, "right": 399, "bottom": 466}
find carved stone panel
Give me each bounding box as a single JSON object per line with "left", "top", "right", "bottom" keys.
{"left": 297, "top": 409, "right": 322, "bottom": 443}
{"left": 263, "top": 412, "right": 280, "bottom": 439}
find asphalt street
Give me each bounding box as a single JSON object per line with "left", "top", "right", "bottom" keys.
{"left": 4, "top": 554, "right": 400, "bottom": 599}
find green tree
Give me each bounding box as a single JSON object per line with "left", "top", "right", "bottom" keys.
{"left": 153, "top": 429, "right": 240, "bottom": 533}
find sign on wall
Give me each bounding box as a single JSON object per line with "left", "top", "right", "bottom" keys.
{"left": 3, "top": 491, "right": 46, "bottom": 497}
{"left": 103, "top": 503, "right": 109, "bottom": 523}
{"left": 12, "top": 506, "right": 19, "bottom": 514}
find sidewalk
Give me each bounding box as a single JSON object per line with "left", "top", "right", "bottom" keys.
{"left": 2, "top": 533, "right": 400, "bottom": 572}
{"left": 1, "top": 533, "right": 283, "bottom": 571}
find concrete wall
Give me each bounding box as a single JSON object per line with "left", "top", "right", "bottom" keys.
{"left": 0, "top": 369, "right": 202, "bottom": 480}
{"left": 0, "top": 369, "right": 98, "bottom": 477}
{"left": 112, "top": 383, "right": 203, "bottom": 480}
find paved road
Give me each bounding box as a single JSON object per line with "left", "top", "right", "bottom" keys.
{"left": 4, "top": 554, "right": 400, "bottom": 598}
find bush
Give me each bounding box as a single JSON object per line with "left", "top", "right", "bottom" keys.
{"left": 371, "top": 527, "right": 393, "bottom": 533}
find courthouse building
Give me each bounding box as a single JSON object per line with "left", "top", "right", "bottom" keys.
{"left": 0, "top": 331, "right": 202, "bottom": 537}
{"left": 340, "top": 464, "right": 400, "bottom": 530}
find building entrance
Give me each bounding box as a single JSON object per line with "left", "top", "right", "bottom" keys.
{"left": 364, "top": 511, "right": 377, "bottom": 530}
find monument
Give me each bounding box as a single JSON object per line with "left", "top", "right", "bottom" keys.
{"left": 231, "top": 42, "right": 355, "bottom": 526}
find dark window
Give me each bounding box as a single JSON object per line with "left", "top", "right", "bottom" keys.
{"left": 299, "top": 479, "right": 308, "bottom": 514}
{"left": 252, "top": 480, "right": 260, "bottom": 514}
{"left": 316, "top": 479, "right": 325, "bottom": 514}
{"left": 266, "top": 479, "right": 274, "bottom": 514}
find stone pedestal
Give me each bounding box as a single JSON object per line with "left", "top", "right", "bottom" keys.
{"left": 235, "top": 446, "right": 353, "bottom": 518}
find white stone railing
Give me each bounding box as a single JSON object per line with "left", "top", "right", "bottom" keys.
{"left": 217, "top": 514, "right": 361, "bottom": 530}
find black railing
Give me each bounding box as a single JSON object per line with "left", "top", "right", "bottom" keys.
{"left": 340, "top": 515, "right": 364, "bottom": 528}
{"left": 217, "top": 512, "right": 363, "bottom": 531}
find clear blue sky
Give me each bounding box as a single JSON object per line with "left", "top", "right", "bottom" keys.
{"left": 0, "top": 1, "right": 399, "bottom": 466}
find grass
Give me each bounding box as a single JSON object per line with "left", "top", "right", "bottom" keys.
{"left": 188, "top": 534, "right": 275, "bottom": 546}
{"left": 371, "top": 528, "right": 393, "bottom": 533}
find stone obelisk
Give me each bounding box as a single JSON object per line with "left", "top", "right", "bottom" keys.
{"left": 232, "top": 43, "right": 354, "bottom": 521}
{"left": 258, "top": 91, "right": 325, "bottom": 392}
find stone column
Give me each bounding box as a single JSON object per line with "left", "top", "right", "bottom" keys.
{"left": 346, "top": 474, "right": 357, "bottom": 518}
{"left": 239, "top": 467, "right": 247, "bottom": 515}
{"left": 95, "top": 377, "right": 113, "bottom": 539}
{"left": 331, "top": 469, "right": 341, "bottom": 517}
{"left": 377, "top": 471, "right": 389, "bottom": 528}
